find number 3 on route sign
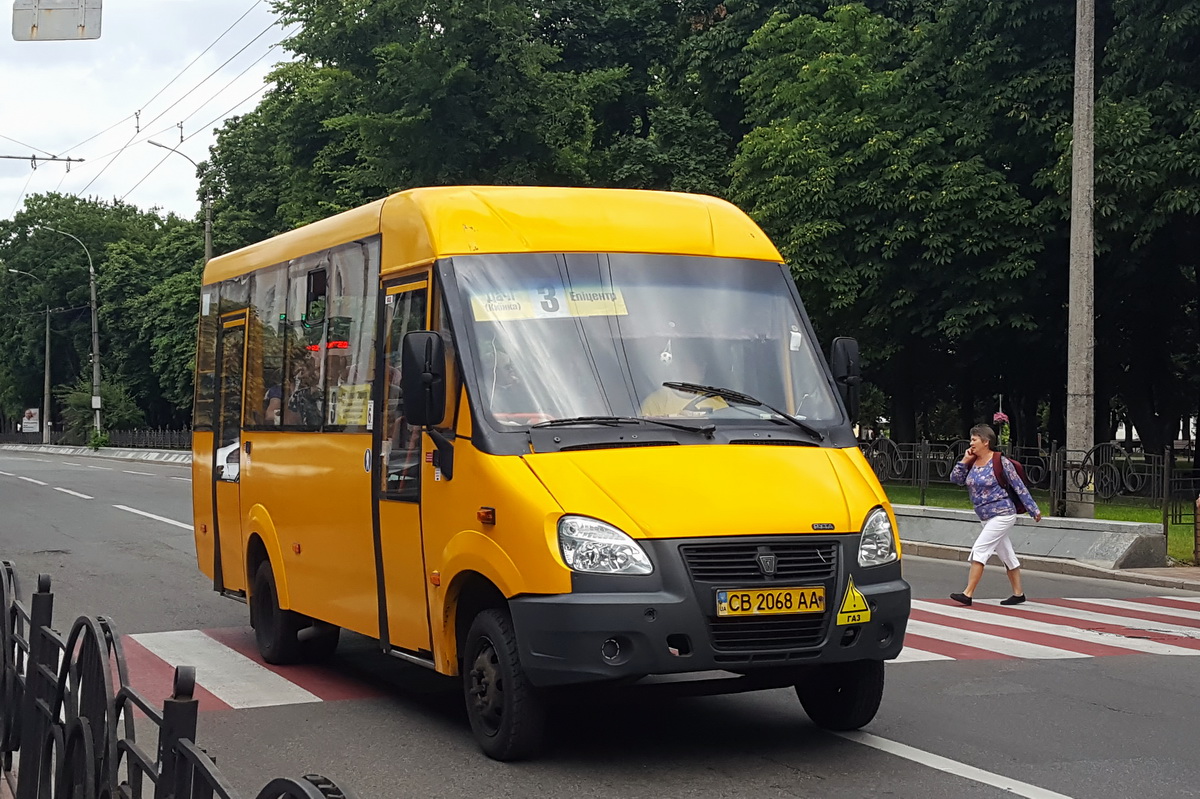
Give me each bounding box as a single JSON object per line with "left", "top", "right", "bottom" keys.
{"left": 836, "top": 577, "right": 872, "bottom": 626}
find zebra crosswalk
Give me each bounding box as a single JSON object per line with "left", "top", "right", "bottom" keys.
{"left": 895, "top": 596, "right": 1200, "bottom": 663}
{"left": 118, "top": 596, "right": 1200, "bottom": 712}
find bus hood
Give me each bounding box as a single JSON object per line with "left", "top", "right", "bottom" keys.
{"left": 521, "top": 444, "right": 890, "bottom": 539}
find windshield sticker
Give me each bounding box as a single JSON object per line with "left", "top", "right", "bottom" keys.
{"left": 470, "top": 285, "right": 628, "bottom": 322}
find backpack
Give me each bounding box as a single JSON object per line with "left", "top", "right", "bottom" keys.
{"left": 991, "top": 451, "right": 1028, "bottom": 514}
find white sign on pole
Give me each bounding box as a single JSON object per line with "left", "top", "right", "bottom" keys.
{"left": 12, "top": 0, "right": 102, "bottom": 41}
{"left": 20, "top": 408, "right": 39, "bottom": 433}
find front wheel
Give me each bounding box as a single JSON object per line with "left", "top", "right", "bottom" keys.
{"left": 795, "top": 660, "right": 885, "bottom": 731}
{"left": 251, "top": 560, "right": 304, "bottom": 665}
{"left": 462, "top": 608, "right": 546, "bottom": 761}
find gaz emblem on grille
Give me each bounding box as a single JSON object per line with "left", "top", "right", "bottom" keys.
{"left": 756, "top": 553, "right": 778, "bottom": 576}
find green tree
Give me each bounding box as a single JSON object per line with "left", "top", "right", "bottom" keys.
{"left": 732, "top": 4, "right": 1044, "bottom": 441}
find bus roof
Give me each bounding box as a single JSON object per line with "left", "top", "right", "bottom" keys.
{"left": 201, "top": 186, "right": 783, "bottom": 285}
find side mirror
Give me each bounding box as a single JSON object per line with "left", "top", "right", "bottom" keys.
{"left": 401, "top": 331, "right": 446, "bottom": 427}
{"left": 830, "top": 336, "right": 862, "bottom": 421}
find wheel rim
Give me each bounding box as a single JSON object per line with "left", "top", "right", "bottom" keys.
{"left": 468, "top": 636, "right": 504, "bottom": 736}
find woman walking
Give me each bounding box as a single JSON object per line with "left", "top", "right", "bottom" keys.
{"left": 949, "top": 424, "right": 1041, "bottom": 606}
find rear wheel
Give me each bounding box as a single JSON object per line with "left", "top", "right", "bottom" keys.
{"left": 462, "top": 608, "right": 546, "bottom": 761}
{"left": 251, "top": 560, "right": 303, "bottom": 665}
{"left": 795, "top": 660, "right": 885, "bottom": 731}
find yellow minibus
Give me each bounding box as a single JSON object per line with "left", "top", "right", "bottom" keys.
{"left": 191, "top": 186, "right": 910, "bottom": 760}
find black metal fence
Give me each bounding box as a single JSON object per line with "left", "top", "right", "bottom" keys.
{"left": 0, "top": 429, "right": 192, "bottom": 450}
{"left": 0, "top": 561, "right": 360, "bottom": 799}
{"left": 858, "top": 438, "right": 1199, "bottom": 535}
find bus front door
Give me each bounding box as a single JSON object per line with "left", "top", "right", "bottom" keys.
{"left": 212, "top": 315, "right": 248, "bottom": 593}
{"left": 374, "top": 280, "right": 432, "bottom": 654}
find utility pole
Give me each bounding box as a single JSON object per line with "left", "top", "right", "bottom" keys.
{"left": 1066, "top": 0, "right": 1095, "bottom": 517}
{"left": 43, "top": 303, "right": 50, "bottom": 444}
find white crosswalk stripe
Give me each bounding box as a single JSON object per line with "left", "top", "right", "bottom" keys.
{"left": 892, "top": 596, "right": 1200, "bottom": 663}
{"left": 1079, "top": 598, "right": 1200, "bottom": 621}
{"left": 909, "top": 600, "right": 1200, "bottom": 657}
{"left": 1017, "top": 600, "right": 1200, "bottom": 638}
{"left": 905, "top": 619, "right": 1087, "bottom": 659}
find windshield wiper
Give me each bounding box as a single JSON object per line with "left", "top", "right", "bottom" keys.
{"left": 662, "top": 382, "right": 825, "bottom": 442}
{"left": 531, "top": 415, "right": 715, "bottom": 437}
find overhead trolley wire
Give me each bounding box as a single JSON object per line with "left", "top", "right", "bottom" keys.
{"left": 75, "top": 9, "right": 279, "bottom": 196}
{"left": 120, "top": 80, "right": 272, "bottom": 202}
{"left": 56, "top": 0, "right": 265, "bottom": 158}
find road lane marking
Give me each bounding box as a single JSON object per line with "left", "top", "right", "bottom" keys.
{"left": 113, "top": 505, "right": 192, "bottom": 530}
{"left": 131, "top": 630, "right": 320, "bottom": 709}
{"left": 906, "top": 619, "right": 1085, "bottom": 659}
{"left": 62, "top": 462, "right": 83, "bottom": 466}
{"left": 17, "top": 476, "right": 47, "bottom": 486}
{"left": 170, "top": 477, "right": 190, "bottom": 482}
{"left": 838, "top": 731, "right": 1074, "bottom": 799}
{"left": 0, "top": 471, "right": 13, "bottom": 476}
{"left": 123, "top": 470, "right": 156, "bottom": 476}
{"left": 85, "top": 465, "right": 112, "bottom": 470}
{"left": 53, "top": 488, "right": 93, "bottom": 500}
{"left": 911, "top": 600, "right": 1200, "bottom": 657}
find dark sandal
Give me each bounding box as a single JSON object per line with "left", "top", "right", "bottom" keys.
{"left": 950, "top": 592, "right": 972, "bottom": 606}
{"left": 1000, "top": 594, "right": 1027, "bottom": 606}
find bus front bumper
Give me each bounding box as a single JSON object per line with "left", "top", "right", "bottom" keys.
{"left": 509, "top": 570, "right": 910, "bottom": 688}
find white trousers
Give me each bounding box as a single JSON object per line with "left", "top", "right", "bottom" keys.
{"left": 969, "top": 514, "right": 1020, "bottom": 569}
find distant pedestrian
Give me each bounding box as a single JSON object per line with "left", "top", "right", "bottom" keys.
{"left": 949, "top": 424, "right": 1042, "bottom": 606}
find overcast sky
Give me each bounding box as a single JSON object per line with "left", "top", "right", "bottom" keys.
{"left": 0, "top": 0, "right": 288, "bottom": 223}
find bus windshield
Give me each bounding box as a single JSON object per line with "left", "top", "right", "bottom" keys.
{"left": 451, "top": 253, "right": 841, "bottom": 430}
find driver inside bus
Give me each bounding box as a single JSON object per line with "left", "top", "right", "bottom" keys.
{"left": 639, "top": 340, "right": 727, "bottom": 417}
{"left": 479, "top": 338, "right": 537, "bottom": 422}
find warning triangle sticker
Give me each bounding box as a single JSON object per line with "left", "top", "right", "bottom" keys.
{"left": 836, "top": 577, "right": 872, "bottom": 626}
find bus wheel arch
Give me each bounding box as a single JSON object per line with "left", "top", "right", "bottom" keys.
{"left": 448, "top": 571, "right": 508, "bottom": 675}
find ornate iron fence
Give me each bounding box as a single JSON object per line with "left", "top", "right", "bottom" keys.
{"left": 860, "top": 438, "right": 1175, "bottom": 527}
{"left": 106, "top": 428, "right": 192, "bottom": 450}
{"left": 0, "top": 561, "right": 359, "bottom": 799}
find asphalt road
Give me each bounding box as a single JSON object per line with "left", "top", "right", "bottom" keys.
{"left": 1, "top": 448, "right": 1199, "bottom": 799}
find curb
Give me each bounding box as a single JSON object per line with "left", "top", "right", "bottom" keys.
{"left": 903, "top": 540, "right": 1200, "bottom": 592}
{"left": 0, "top": 443, "right": 190, "bottom": 464}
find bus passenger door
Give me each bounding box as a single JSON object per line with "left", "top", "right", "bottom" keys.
{"left": 213, "top": 315, "right": 248, "bottom": 593}
{"left": 374, "top": 279, "right": 432, "bottom": 654}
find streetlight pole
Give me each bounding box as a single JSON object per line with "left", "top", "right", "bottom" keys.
{"left": 6, "top": 267, "right": 51, "bottom": 445}
{"left": 41, "top": 227, "right": 101, "bottom": 438}
{"left": 149, "top": 141, "right": 212, "bottom": 263}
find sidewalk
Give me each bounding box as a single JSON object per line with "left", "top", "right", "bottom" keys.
{"left": 0, "top": 443, "right": 189, "bottom": 464}
{"left": 904, "top": 540, "right": 1200, "bottom": 592}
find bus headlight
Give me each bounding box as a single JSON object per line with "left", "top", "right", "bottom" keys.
{"left": 558, "top": 516, "right": 653, "bottom": 575}
{"left": 857, "top": 507, "right": 898, "bottom": 567}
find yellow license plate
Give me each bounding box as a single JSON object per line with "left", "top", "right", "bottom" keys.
{"left": 715, "top": 586, "right": 826, "bottom": 617}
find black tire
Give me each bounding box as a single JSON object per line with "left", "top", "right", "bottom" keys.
{"left": 301, "top": 624, "right": 341, "bottom": 661}
{"left": 462, "top": 608, "right": 546, "bottom": 761}
{"left": 795, "top": 660, "right": 885, "bottom": 731}
{"left": 251, "top": 560, "right": 303, "bottom": 665}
